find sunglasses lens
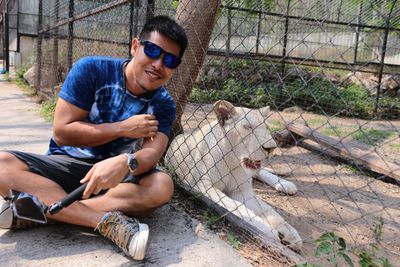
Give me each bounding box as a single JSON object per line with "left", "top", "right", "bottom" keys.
{"left": 143, "top": 42, "right": 162, "bottom": 59}
{"left": 141, "top": 40, "right": 181, "bottom": 69}
{"left": 163, "top": 54, "right": 181, "bottom": 69}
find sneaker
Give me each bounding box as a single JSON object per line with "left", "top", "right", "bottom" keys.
{"left": 0, "top": 196, "right": 41, "bottom": 230}
{"left": 95, "top": 211, "right": 149, "bottom": 261}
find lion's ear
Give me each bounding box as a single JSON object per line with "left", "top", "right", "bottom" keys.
{"left": 259, "top": 106, "right": 270, "bottom": 116}
{"left": 213, "top": 100, "right": 236, "bottom": 127}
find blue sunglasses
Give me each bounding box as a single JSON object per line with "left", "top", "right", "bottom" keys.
{"left": 140, "top": 40, "right": 181, "bottom": 69}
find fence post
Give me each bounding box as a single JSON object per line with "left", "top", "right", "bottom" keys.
{"left": 67, "top": 0, "right": 74, "bottom": 70}
{"left": 146, "top": 0, "right": 154, "bottom": 21}
{"left": 353, "top": 0, "right": 363, "bottom": 64}
{"left": 3, "top": 0, "right": 9, "bottom": 72}
{"left": 281, "top": 0, "right": 291, "bottom": 77}
{"left": 128, "top": 0, "right": 140, "bottom": 57}
{"left": 52, "top": 0, "right": 59, "bottom": 89}
{"left": 256, "top": 12, "right": 261, "bottom": 54}
{"left": 374, "top": 0, "right": 397, "bottom": 114}
{"left": 226, "top": 5, "right": 231, "bottom": 57}
{"left": 128, "top": 0, "right": 134, "bottom": 56}
{"left": 35, "top": 0, "right": 43, "bottom": 91}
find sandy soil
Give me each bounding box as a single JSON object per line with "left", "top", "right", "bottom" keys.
{"left": 179, "top": 103, "right": 400, "bottom": 266}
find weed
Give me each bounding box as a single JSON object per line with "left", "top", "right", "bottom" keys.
{"left": 40, "top": 97, "right": 57, "bottom": 122}
{"left": 202, "top": 208, "right": 220, "bottom": 226}
{"left": 342, "top": 164, "right": 360, "bottom": 174}
{"left": 352, "top": 128, "right": 395, "bottom": 146}
{"left": 227, "top": 231, "right": 241, "bottom": 250}
{"left": 297, "top": 217, "right": 392, "bottom": 267}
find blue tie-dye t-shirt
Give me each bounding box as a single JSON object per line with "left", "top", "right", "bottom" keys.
{"left": 48, "top": 56, "right": 176, "bottom": 160}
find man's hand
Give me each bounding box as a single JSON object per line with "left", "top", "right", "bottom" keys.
{"left": 80, "top": 155, "right": 129, "bottom": 199}
{"left": 119, "top": 114, "right": 159, "bottom": 139}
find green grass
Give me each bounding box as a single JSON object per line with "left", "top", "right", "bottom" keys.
{"left": 389, "top": 143, "right": 400, "bottom": 150}
{"left": 269, "top": 119, "right": 283, "bottom": 133}
{"left": 192, "top": 59, "right": 400, "bottom": 120}
{"left": 351, "top": 128, "right": 395, "bottom": 146}
{"left": 342, "top": 164, "right": 360, "bottom": 174}
{"left": 321, "top": 125, "right": 351, "bottom": 138}
{"left": 306, "top": 117, "right": 328, "bottom": 127}
{"left": 40, "top": 97, "right": 57, "bottom": 122}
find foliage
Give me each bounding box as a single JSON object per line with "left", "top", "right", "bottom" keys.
{"left": 40, "top": 97, "right": 57, "bottom": 122}
{"left": 227, "top": 231, "right": 241, "bottom": 250}
{"left": 202, "top": 208, "right": 221, "bottom": 226}
{"left": 191, "top": 58, "right": 400, "bottom": 120}
{"left": 313, "top": 232, "right": 354, "bottom": 267}
{"left": 297, "top": 218, "right": 392, "bottom": 267}
{"left": 352, "top": 128, "right": 395, "bottom": 146}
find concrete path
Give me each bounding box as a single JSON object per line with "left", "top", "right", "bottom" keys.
{"left": 0, "top": 81, "right": 252, "bottom": 267}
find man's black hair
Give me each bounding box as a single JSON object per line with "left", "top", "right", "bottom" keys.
{"left": 139, "top": 15, "right": 188, "bottom": 58}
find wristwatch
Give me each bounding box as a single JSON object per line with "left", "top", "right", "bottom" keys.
{"left": 125, "top": 153, "right": 138, "bottom": 173}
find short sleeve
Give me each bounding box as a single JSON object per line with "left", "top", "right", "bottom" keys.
{"left": 58, "top": 57, "right": 97, "bottom": 111}
{"left": 156, "top": 98, "right": 176, "bottom": 137}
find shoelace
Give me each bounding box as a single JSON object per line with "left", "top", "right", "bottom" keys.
{"left": 95, "top": 212, "right": 139, "bottom": 255}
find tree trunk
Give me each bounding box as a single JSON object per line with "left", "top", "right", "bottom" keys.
{"left": 169, "top": 0, "right": 219, "bottom": 136}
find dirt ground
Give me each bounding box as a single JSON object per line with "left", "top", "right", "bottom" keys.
{"left": 180, "top": 103, "right": 400, "bottom": 266}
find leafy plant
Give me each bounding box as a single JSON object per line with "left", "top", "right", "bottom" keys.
{"left": 298, "top": 218, "right": 392, "bottom": 267}
{"left": 314, "top": 232, "right": 354, "bottom": 267}
{"left": 227, "top": 231, "right": 241, "bottom": 250}
{"left": 202, "top": 208, "right": 220, "bottom": 226}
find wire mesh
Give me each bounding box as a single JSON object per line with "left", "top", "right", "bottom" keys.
{"left": 33, "top": 0, "right": 400, "bottom": 265}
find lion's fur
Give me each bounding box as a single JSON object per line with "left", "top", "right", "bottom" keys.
{"left": 166, "top": 100, "right": 302, "bottom": 250}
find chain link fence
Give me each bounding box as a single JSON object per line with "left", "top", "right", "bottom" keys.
{"left": 34, "top": 0, "right": 400, "bottom": 265}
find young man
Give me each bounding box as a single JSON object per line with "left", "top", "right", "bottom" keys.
{"left": 0, "top": 15, "right": 188, "bottom": 260}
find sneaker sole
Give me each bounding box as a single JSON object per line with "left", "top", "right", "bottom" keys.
{"left": 0, "top": 199, "right": 12, "bottom": 229}
{"left": 129, "top": 223, "right": 149, "bottom": 261}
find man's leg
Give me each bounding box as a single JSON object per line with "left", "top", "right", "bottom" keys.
{"left": 0, "top": 152, "right": 103, "bottom": 227}
{"left": 80, "top": 171, "right": 174, "bottom": 217}
{"left": 0, "top": 151, "right": 172, "bottom": 260}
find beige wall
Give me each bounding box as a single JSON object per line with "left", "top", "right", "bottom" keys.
{"left": 16, "top": 36, "right": 37, "bottom": 68}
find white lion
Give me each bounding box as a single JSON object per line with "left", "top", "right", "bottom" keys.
{"left": 165, "top": 100, "right": 302, "bottom": 250}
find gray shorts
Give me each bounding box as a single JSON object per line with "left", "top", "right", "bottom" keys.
{"left": 7, "top": 150, "right": 160, "bottom": 193}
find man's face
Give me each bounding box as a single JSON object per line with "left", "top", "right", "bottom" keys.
{"left": 127, "top": 31, "right": 181, "bottom": 94}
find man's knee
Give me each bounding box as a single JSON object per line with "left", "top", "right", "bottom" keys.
{"left": 140, "top": 172, "right": 174, "bottom": 208}
{"left": 0, "top": 152, "right": 28, "bottom": 170}
{"left": 0, "top": 152, "right": 27, "bottom": 190}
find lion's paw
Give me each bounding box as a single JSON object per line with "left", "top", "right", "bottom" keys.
{"left": 275, "top": 181, "right": 297, "bottom": 195}
{"left": 276, "top": 222, "right": 302, "bottom": 252}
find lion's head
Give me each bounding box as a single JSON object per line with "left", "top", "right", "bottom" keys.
{"left": 213, "top": 100, "right": 277, "bottom": 172}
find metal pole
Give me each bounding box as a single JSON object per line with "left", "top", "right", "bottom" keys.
{"left": 67, "top": 0, "right": 74, "bottom": 70}
{"left": 4, "top": 0, "right": 9, "bottom": 72}
{"left": 353, "top": 0, "right": 363, "bottom": 64}
{"left": 35, "top": 0, "right": 43, "bottom": 90}
{"left": 128, "top": 0, "right": 134, "bottom": 57}
{"left": 52, "top": 0, "right": 59, "bottom": 88}
{"left": 374, "top": 0, "right": 397, "bottom": 114}
{"left": 281, "top": 0, "right": 291, "bottom": 76}
{"left": 146, "top": 0, "right": 154, "bottom": 21}
{"left": 226, "top": 6, "right": 231, "bottom": 57}
{"left": 256, "top": 12, "right": 261, "bottom": 54}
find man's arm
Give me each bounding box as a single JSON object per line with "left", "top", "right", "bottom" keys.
{"left": 80, "top": 132, "right": 169, "bottom": 198}
{"left": 53, "top": 98, "right": 158, "bottom": 147}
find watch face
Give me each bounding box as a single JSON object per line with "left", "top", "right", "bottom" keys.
{"left": 128, "top": 156, "right": 138, "bottom": 172}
